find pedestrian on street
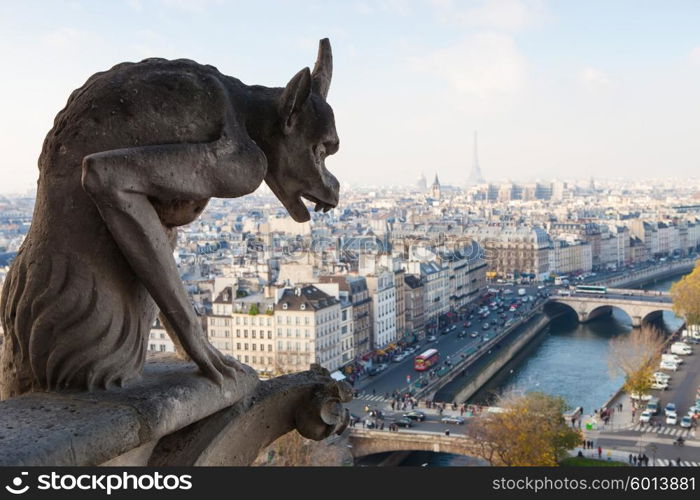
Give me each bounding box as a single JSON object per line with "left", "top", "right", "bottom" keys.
{"left": 677, "top": 457, "right": 682, "bottom": 466}
{"left": 628, "top": 454, "right": 633, "bottom": 465}
{"left": 637, "top": 454, "right": 643, "bottom": 466}
{"left": 597, "top": 446, "right": 602, "bottom": 459}
{"left": 632, "top": 455, "right": 637, "bottom": 466}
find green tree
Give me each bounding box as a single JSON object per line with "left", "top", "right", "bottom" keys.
{"left": 248, "top": 303, "right": 259, "bottom": 316}
{"left": 671, "top": 261, "right": 700, "bottom": 326}
{"left": 608, "top": 326, "right": 665, "bottom": 399}
{"left": 466, "top": 392, "right": 582, "bottom": 466}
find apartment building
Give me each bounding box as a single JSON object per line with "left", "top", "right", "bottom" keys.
{"left": 274, "top": 285, "right": 342, "bottom": 373}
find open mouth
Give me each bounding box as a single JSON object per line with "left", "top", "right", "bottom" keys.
{"left": 301, "top": 192, "right": 337, "bottom": 213}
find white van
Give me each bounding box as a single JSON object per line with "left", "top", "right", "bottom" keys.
{"left": 659, "top": 360, "right": 679, "bottom": 371}
{"left": 661, "top": 353, "right": 683, "bottom": 365}
{"left": 671, "top": 343, "right": 692, "bottom": 356}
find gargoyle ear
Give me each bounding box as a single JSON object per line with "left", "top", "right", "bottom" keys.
{"left": 311, "top": 38, "right": 332, "bottom": 100}
{"left": 278, "top": 67, "right": 312, "bottom": 135}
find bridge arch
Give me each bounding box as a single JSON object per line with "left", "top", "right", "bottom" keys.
{"left": 586, "top": 305, "right": 631, "bottom": 325}
{"left": 348, "top": 429, "right": 489, "bottom": 462}
{"left": 549, "top": 294, "right": 674, "bottom": 328}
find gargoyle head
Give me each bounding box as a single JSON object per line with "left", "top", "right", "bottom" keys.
{"left": 264, "top": 38, "right": 340, "bottom": 223}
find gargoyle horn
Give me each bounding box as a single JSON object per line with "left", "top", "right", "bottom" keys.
{"left": 311, "top": 38, "right": 332, "bottom": 100}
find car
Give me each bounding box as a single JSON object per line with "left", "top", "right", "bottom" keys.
{"left": 639, "top": 410, "right": 653, "bottom": 423}
{"left": 665, "top": 403, "right": 677, "bottom": 415}
{"left": 349, "top": 413, "right": 360, "bottom": 424}
{"left": 482, "top": 323, "right": 490, "bottom": 330}
{"left": 441, "top": 416, "right": 465, "bottom": 425}
{"left": 392, "top": 417, "right": 413, "bottom": 428}
{"left": 457, "top": 331, "right": 467, "bottom": 339}
{"left": 392, "top": 353, "right": 406, "bottom": 363}
{"left": 403, "top": 411, "right": 426, "bottom": 422}
{"left": 680, "top": 416, "right": 692, "bottom": 428}
{"left": 652, "top": 372, "right": 671, "bottom": 382}
{"left": 660, "top": 361, "right": 679, "bottom": 371}
{"left": 631, "top": 392, "right": 653, "bottom": 401}
{"left": 470, "top": 332, "right": 479, "bottom": 338}
{"left": 666, "top": 413, "right": 678, "bottom": 425}
{"left": 427, "top": 335, "right": 437, "bottom": 342}
{"left": 688, "top": 406, "right": 700, "bottom": 415}
{"left": 650, "top": 381, "right": 669, "bottom": 390}
{"left": 464, "top": 321, "right": 472, "bottom": 328}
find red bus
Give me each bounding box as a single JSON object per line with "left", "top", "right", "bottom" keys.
{"left": 414, "top": 348, "right": 439, "bottom": 371}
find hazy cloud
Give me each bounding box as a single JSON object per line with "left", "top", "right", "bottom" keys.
{"left": 414, "top": 32, "right": 527, "bottom": 99}
{"left": 430, "top": 0, "right": 550, "bottom": 32}
{"left": 690, "top": 46, "right": 700, "bottom": 65}
{"left": 579, "top": 66, "right": 611, "bottom": 90}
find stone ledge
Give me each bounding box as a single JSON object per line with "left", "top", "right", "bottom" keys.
{"left": 0, "top": 354, "right": 259, "bottom": 466}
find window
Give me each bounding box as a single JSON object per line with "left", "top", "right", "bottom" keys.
{"left": 244, "top": 330, "right": 248, "bottom": 338}
{"left": 252, "top": 330, "right": 256, "bottom": 339}
{"left": 244, "top": 355, "right": 249, "bottom": 363}
{"left": 149, "top": 344, "right": 155, "bottom": 351}
{"left": 244, "top": 343, "right": 249, "bottom": 350}
{"left": 159, "top": 345, "right": 166, "bottom": 352}
{"left": 236, "top": 329, "right": 240, "bottom": 338}
{"left": 267, "top": 331, "right": 272, "bottom": 339}
{"left": 252, "top": 344, "right": 256, "bottom": 351}
{"left": 267, "top": 345, "right": 272, "bottom": 352}
{"left": 237, "top": 343, "right": 241, "bottom": 350}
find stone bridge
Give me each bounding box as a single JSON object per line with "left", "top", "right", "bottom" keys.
{"left": 550, "top": 288, "right": 673, "bottom": 327}
{"left": 347, "top": 428, "right": 488, "bottom": 461}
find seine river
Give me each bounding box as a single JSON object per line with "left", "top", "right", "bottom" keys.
{"left": 399, "top": 274, "right": 686, "bottom": 467}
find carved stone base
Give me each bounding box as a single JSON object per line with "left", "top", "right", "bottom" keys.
{"left": 0, "top": 354, "right": 351, "bottom": 466}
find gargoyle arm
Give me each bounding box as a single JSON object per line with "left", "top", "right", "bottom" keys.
{"left": 81, "top": 135, "right": 266, "bottom": 385}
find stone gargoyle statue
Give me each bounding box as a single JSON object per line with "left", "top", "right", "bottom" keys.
{"left": 0, "top": 39, "right": 340, "bottom": 399}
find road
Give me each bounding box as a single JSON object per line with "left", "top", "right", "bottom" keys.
{"left": 585, "top": 334, "right": 700, "bottom": 465}
{"left": 348, "top": 284, "right": 548, "bottom": 409}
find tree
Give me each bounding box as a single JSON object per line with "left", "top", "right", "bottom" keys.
{"left": 466, "top": 392, "right": 581, "bottom": 466}
{"left": 248, "top": 303, "right": 260, "bottom": 316}
{"left": 671, "top": 261, "right": 700, "bottom": 326}
{"left": 608, "top": 326, "right": 665, "bottom": 398}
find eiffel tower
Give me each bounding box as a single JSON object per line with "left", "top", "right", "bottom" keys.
{"left": 467, "top": 131, "right": 485, "bottom": 185}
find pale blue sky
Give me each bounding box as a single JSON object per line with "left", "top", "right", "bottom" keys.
{"left": 1, "top": 0, "right": 699, "bottom": 193}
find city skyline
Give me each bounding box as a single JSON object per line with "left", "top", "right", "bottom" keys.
{"left": 1, "top": 1, "right": 700, "bottom": 194}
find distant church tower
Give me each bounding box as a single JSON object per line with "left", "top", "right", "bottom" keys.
{"left": 416, "top": 172, "right": 427, "bottom": 191}
{"left": 467, "top": 130, "right": 485, "bottom": 185}
{"left": 431, "top": 173, "right": 441, "bottom": 200}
